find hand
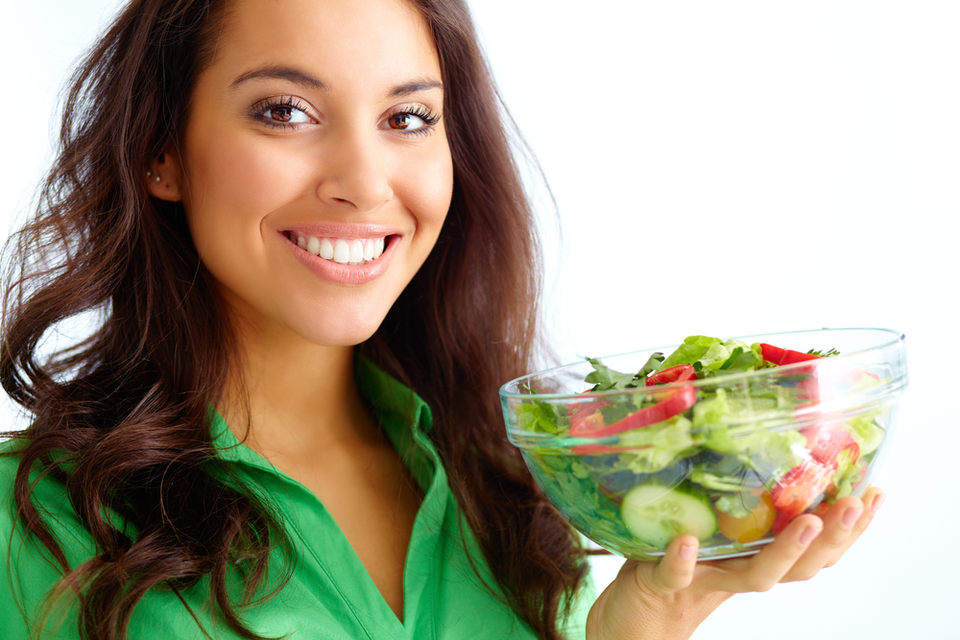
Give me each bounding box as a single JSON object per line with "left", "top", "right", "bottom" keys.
{"left": 585, "top": 486, "right": 885, "bottom": 640}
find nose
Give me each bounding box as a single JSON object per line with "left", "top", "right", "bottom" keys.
{"left": 315, "top": 126, "right": 393, "bottom": 214}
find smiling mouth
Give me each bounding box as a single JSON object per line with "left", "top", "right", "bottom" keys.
{"left": 284, "top": 232, "right": 390, "bottom": 266}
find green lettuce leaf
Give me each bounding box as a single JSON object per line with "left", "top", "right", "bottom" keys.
{"left": 693, "top": 388, "right": 806, "bottom": 464}
{"left": 515, "top": 399, "right": 566, "bottom": 434}
{"left": 847, "top": 412, "right": 885, "bottom": 457}
{"left": 690, "top": 471, "right": 750, "bottom": 493}
{"left": 608, "top": 415, "right": 697, "bottom": 474}
{"left": 584, "top": 353, "right": 664, "bottom": 391}
{"left": 660, "top": 336, "right": 766, "bottom": 377}
{"left": 829, "top": 447, "right": 866, "bottom": 501}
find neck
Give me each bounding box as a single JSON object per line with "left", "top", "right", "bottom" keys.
{"left": 218, "top": 320, "right": 376, "bottom": 459}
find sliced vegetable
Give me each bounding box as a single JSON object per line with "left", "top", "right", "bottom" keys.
{"left": 802, "top": 420, "right": 860, "bottom": 467}
{"left": 568, "top": 385, "right": 697, "bottom": 439}
{"left": 517, "top": 334, "right": 890, "bottom": 559}
{"left": 620, "top": 482, "right": 718, "bottom": 548}
{"left": 770, "top": 459, "right": 836, "bottom": 533}
{"left": 567, "top": 399, "right": 611, "bottom": 433}
{"left": 645, "top": 364, "right": 697, "bottom": 387}
{"left": 760, "top": 343, "right": 821, "bottom": 366}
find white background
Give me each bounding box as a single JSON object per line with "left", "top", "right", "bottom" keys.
{"left": 2, "top": 1, "right": 958, "bottom": 638}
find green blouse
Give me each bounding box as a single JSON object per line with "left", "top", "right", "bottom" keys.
{"left": 0, "top": 359, "right": 595, "bottom": 639}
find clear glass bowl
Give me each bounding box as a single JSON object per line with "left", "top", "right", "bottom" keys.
{"left": 500, "top": 328, "right": 907, "bottom": 560}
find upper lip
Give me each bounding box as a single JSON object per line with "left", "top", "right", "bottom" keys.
{"left": 280, "top": 223, "right": 401, "bottom": 239}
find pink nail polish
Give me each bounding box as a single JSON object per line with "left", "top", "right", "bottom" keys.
{"left": 799, "top": 525, "right": 820, "bottom": 546}
{"left": 870, "top": 493, "right": 886, "bottom": 515}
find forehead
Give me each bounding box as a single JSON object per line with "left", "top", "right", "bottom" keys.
{"left": 205, "top": 0, "right": 440, "bottom": 92}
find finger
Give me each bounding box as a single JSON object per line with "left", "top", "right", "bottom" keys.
{"left": 702, "top": 514, "right": 823, "bottom": 593}
{"left": 642, "top": 535, "right": 699, "bottom": 593}
{"left": 780, "top": 487, "right": 885, "bottom": 582}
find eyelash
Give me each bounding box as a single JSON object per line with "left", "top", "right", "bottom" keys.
{"left": 250, "top": 96, "right": 441, "bottom": 135}
{"left": 385, "top": 104, "right": 442, "bottom": 137}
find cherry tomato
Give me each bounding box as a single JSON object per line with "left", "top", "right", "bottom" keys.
{"left": 770, "top": 459, "right": 836, "bottom": 533}
{"left": 795, "top": 374, "right": 821, "bottom": 403}
{"left": 567, "top": 399, "right": 611, "bottom": 434}
{"left": 716, "top": 491, "right": 776, "bottom": 543}
{"left": 802, "top": 421, "right": 860, "bottom": 466}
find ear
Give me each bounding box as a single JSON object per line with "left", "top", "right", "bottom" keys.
{"left": 144, "top": 151, "right": 185, "bottom": 202}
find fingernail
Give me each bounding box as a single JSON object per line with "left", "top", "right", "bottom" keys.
{"left": 799, "top": 525, "right": 820, "bottom": 546}
{"left": 842, "top": 505, "right": 863, "bottom": 529}
{"left": 679, "top": 544, "right": 696, "bottom": 561}
{"left": 870, "top": 493, "right": 886, "bottom": 515}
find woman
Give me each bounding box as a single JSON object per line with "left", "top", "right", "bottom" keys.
{"left": 0, "top": 0, "right": 882, "bottom": 638}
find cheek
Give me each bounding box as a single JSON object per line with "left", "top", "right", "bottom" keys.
{"left": 395, "top": 146, "right": 454, "bottom": 233}
{"left": 183, "top": 128, "right": 313, "bottom": 240}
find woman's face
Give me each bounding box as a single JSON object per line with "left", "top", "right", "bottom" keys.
{"left": 154, "top": 0, "right": 453, "bottom": 348}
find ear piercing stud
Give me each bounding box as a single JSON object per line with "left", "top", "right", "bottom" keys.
{"left": 146, "top": 171, "right": 161, "bottom": 182}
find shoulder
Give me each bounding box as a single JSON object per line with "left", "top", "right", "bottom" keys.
{"left": 0, "top": 436, "right": 94, "bottom": 639}
{"left": 0, "top": 436, "right": 26, "bottom": 533}
{"left": 0, "top": 435, "right": 94, "bottom": 559}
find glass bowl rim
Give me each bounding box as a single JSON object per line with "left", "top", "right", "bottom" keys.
{"left": 499, "top": 327, "right": 906, "bottom": 401}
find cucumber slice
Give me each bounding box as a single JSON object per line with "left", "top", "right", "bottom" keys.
{"left": 620, "top": 482, "right": 719, "bottom": 549}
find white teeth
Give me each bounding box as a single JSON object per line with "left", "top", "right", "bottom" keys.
{"left": 294, "top": 234, "right": 388, "bottom": 265}
{"left": 333, "top": 239, "right": 351, "bottom": 264}
{"left": 319, "top": 238, "right": 334, "bottom": 260}
{"left": 349, "top": 240, "right": 364, "bottom": 263}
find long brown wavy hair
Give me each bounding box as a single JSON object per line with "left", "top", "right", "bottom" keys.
{"left": 1, "top": 0, "right": 589, "bottom": 638}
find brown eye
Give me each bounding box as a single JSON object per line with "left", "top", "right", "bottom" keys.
{"left": 389, "top": 113, "right": 423, "bottom": 130}
{"left": 269, "top": 106, "right": 295, "bottom": 122}
{"left": 380, "top": 106, "right": 439, "bottom": 135}
{"left": 252, "top": 97, "right": 313, "bottom": 127}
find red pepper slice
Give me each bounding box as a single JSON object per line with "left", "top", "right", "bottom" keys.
{"left": 760, "top": 343, "right": 821, "bottom": 366}
{"left": 761, "top": 343, "right": 822, "bottom": 400}
{"left": 645, "top": 364, "right": 698, "bottom": 386}
{"left": 851, "top": 369, "right": 882, "bottom": 384}
{"left": 569, "top": 384, "right": 697, "bottom": 440}
{"left": 569, "top": 367, "right": 697, "bottom": 447}
{"left": 571, "top": 443, "right": 643, "bottom": 455}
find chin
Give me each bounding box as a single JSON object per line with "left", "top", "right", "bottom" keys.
{"left": 286, "top": 305, "right": 388, "bottom": 349}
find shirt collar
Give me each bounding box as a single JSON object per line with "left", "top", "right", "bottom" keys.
{"left": 208, "top": 356, "right": 436, "bottom": 484}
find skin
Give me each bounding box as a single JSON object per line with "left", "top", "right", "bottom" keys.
{"left": 587, "top": 488, "right": 885, "bottom": 639}
{"left": 144, "top": 0, "right": 885, "bottom": 634}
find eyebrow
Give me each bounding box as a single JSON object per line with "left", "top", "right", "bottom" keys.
{"left": 230, "top": 66, "right": 443, "bottom": 97}
{"left": 388, "top": 80, "right": 443, "bottom": 97}
{"left": 231, "top": 66, "right": 326, "bottom": 90}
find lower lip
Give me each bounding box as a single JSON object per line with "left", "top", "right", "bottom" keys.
{"left": 281, "top": 233, "right": 398, "bottom": 285}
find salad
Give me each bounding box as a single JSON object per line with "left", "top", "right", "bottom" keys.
{"left": 511, "top": 335, "right": 888, "bottom": 559}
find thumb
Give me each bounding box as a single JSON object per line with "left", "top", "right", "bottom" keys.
{"left": 642, "top": 535, "right": 699, "bottom": 593}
